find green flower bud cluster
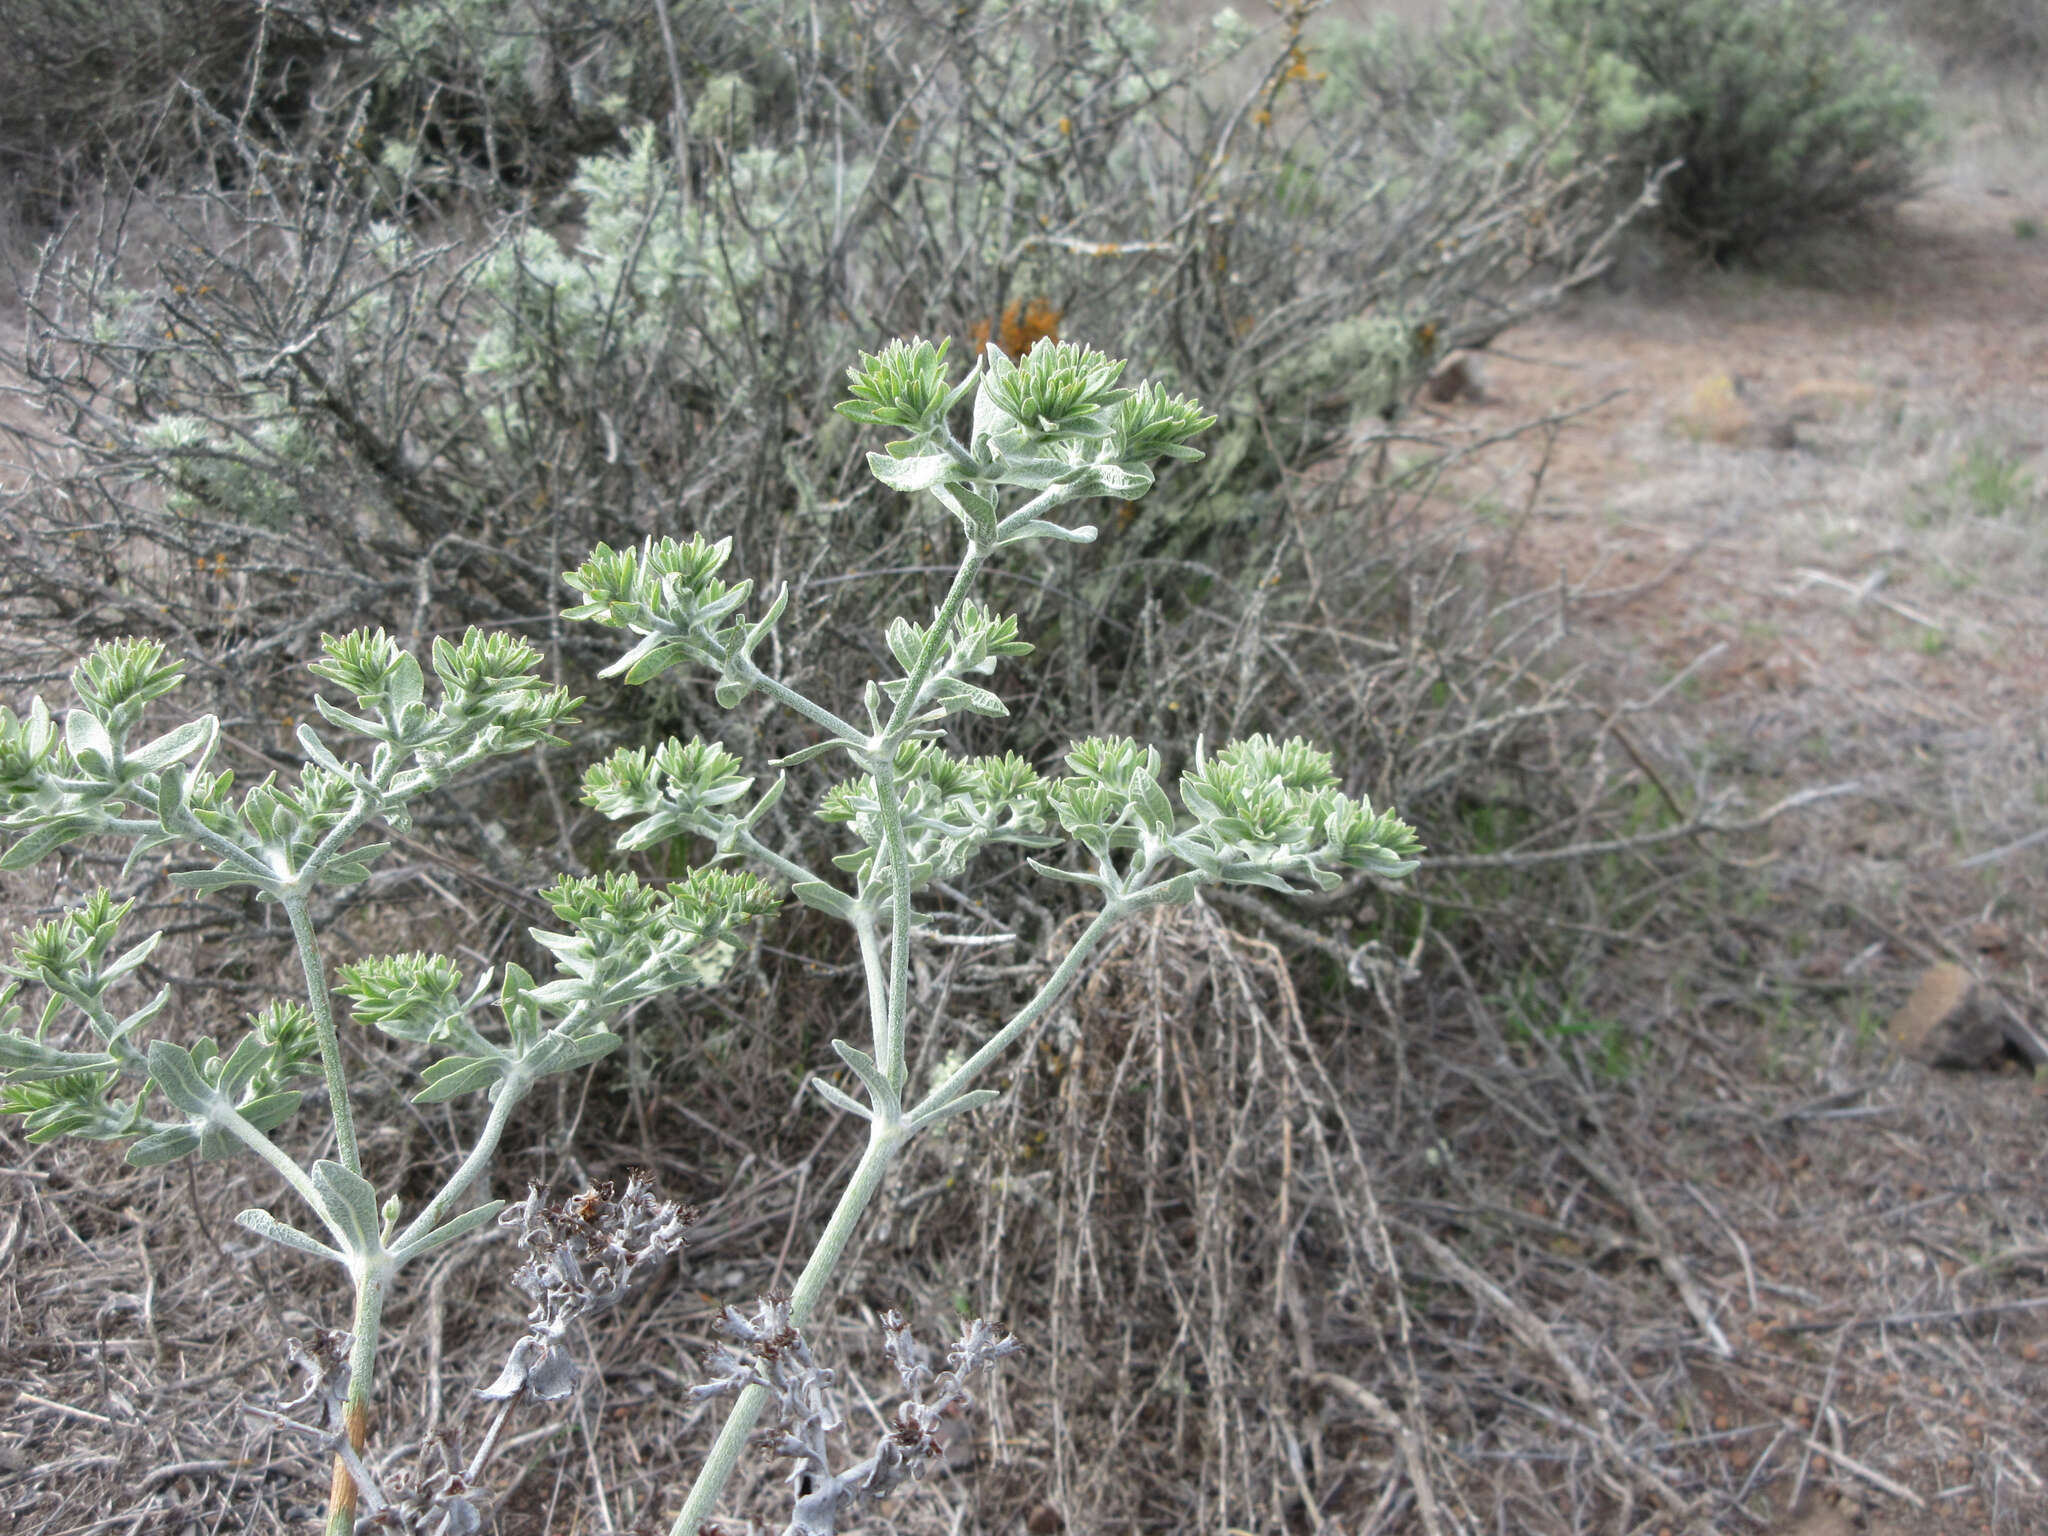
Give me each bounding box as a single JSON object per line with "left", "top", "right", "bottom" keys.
{"left": 981, "top": 340, "right": 1132, "bottom": 438}
{"left": 1177, "top": 735, "right": 1424, "bottom": 890}
{"left": 329, "top": 869, "right": 778, "bottom": 1108}
{"left": 563, "top": 533, "right": 789, "bottom": 705}
{"left": 0, "top": 643, "right": 219, "bottom": 870}
{"left": 0, "top": 893, "right": 327, "bottom": 1163}
{"left": 70, "top": 638, "right": 185, "bottom": 735}
{"left": 842, "top": 335, "right": 1214, "bottom": 548}
{"left": 334, "top": 952, "right": 471, "bottom": 1045}
{"left": 835, "top": 337, "right": 974, "bottom": 439}
{"left": 581, "top": 738, "right": 765, "bottom": 855}
{"left": 1029, "top": 733, "right": 1423, "bottom": 901}
{"left": 533, "top": 866, "right": 781, "bottom": 999}
{"left": 308, "top": 626, "right": 579, "bottom": 765}
{"left": 817, "top": 743, "right": 1057, "bottom": 895}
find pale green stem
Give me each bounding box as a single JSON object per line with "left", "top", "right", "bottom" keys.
{"left": 733, "top": 826, "right": 826, "bottom": 893}
{"left": 869, "top": 760, "right": 911, "bottom": 1083}
{"left": 874, "top": 543, "right": 990, "bottom": 1083}
{"left": 745, "top": 669, "right": 865, "bottom": 747}
{"left": 107, "top": 816, "right": 170, "bottom": 836}
{"left": 324, "top": 1264, "right": 387, "bottom": 1536}
{"left": 665, "top": 1124, "right": 906, "bottom": 1536}
{"left": 882, "top": 543, "right": 992, "bottom": 742}
{"left": 161, "top": 801, "right": 276, "bottom": 884}
{"left": 284, "top": 894, "right": 360, "bottom": 1175}
{"left": 301, "top": 775, "right": 396, "bottom": 878}
{"left": 394, "top": 1067, "right": 529, "bottom": 1253}
{"left": 992, "top": 481, "right": 1081, "bottom": 543}
{"left": 66, "top": 990, "right": 151, "bottom": 1076}
{"left": 851, "top": 907, "right": 890, "bottom": 1055}
{"left": 214, "top": 1102, "right": 328, "bottom": 1217}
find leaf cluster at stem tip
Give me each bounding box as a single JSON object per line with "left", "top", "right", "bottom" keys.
{"left": 837, "top": 333, "right": 1217, "bottom": 547}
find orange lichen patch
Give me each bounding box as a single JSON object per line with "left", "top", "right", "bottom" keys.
{"left": 1280, "top": 46, "right": 1324, "bottom": 85}
{"left": 969, "top": 297, "right": 1062, "bottom": 358}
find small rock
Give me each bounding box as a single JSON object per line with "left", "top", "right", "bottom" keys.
{"left": 1675, "top": 372, "right": 1754, "bottom": 444}
{"left": 1890, "top": 962, "right": 2004, "bottom": 1068}
{"left": 1425, "top": 354, "right": 1483, "bottom": 404}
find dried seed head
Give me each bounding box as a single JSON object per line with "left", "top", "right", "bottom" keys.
{"left": 477, "top": 1171, "right": 694, "bottom": 1404}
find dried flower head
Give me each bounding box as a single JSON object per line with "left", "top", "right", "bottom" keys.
{"left": 477, "top": 1172, "right": 696, "bottom": 1403}
{"left": 693, "top": 1302, "right": 1019, "bottom": 1536}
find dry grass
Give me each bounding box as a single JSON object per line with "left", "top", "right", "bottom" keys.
{"left": 8, "top": 892, "right": 2046, "bottom": 1533}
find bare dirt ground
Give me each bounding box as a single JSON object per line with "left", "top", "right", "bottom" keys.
{"left": 1393, "top": 79, "right": 2048, "bottom": 1536}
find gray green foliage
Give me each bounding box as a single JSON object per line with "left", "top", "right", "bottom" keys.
{"left": 6, "top": 0, "right": 1638, "bottom": 741}
{"left": 0, "top": 340, "right": 1421, "bottom": 1535}
{"left": 1332, "top": 0, "right": 1932, "bottom": 257}
{"left": 561, "top": 338, "right": 1418, "bottom": 1534}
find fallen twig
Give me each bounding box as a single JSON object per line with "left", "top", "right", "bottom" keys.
{"left": 1423, "top": 780, "right": 1859, "bottom": 870}
{"left": 1305, "top": 1371, "right": 1450, "bottom": 1536}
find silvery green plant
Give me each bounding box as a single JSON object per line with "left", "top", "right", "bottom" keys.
{"left": 0, "top": 336, "right": 1421, "bottom": 1535}
{"left": 560, "top": 337, "right": 1423, "bottom": 1535}
{"left": 0, "top": 632, "right": 775, "bottom": 1535}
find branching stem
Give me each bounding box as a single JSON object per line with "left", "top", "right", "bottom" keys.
{"left": 874, "top": 542, "right": 989, "bottom": 1083}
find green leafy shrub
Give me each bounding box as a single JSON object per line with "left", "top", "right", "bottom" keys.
{"left": 1335, "top": 0, "right": 1932, "bottom": 257}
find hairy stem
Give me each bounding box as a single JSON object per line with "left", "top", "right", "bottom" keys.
{"left": 665, "top": 1124, "right": 905, "bottom": 1536}
{"left": 324, "top": 1264, "right": 386, "bottom": 1536}
{"left": 852, "top": 907, "right": 889, "bottom": 1053}
{"left": 394, "top": 1067, "right": 528, "bottom": 1253}
{"left": 873, "top": 543, "right": 989, "bottom": 1083}
{"left": 216, "top": 1103, "right": 328, "bottom": 1216}
{"left": 284, "top": 895, "right": 359, "bottom": 1175}
{"left": 160, "top": 800, "right": 276, "bottom": 884}
{"left": 748, "top": 669, "right": 864, "bottom": 747}
{"left": 908, "top": 897, "right": 1126, "bottom": 1124}
{"left": 869, "top": 760, "right": 912, "bottom": 1083}
{"left": 735, "top": 825, "right": 827, "bottom": 893}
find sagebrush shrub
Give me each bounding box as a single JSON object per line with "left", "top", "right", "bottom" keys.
{"left": 5, "top": 0, "right": 1637, "bottom": 756}
{"left": 1334, "top": 0, "right": 1932, "bottom": 257}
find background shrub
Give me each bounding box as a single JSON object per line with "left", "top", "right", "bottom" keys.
{"left": 2, "top": 0, "right": 1640, "bottom": 765}
{"left": 0, "top": 0, "right": 359, "bottom": 230}
{"left": 1336, "top": 0, "right": 1933, "bottom": 258}
{"left": 1887, "top": 0, "right": 2048, "bottom": 71}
